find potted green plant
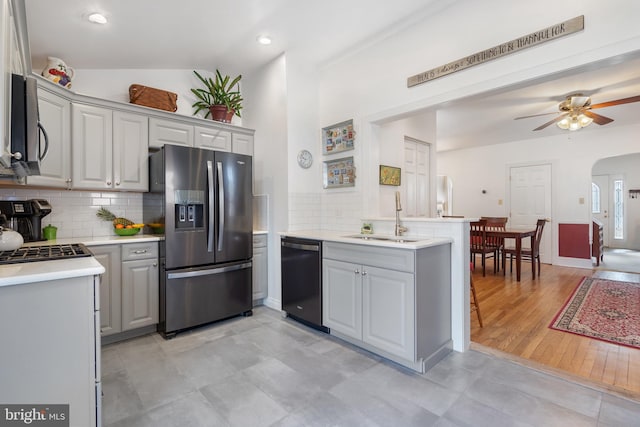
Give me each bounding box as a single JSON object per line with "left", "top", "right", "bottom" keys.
{"left": 191, "top": 69, "right": 243, "bottom": 123}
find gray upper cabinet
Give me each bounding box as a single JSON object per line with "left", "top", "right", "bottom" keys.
{"left": 71, "top": 103, "right": 148, "bottom": 191}
{"left": 149, "top": 117, "right": 193, "bottom": 148}
{"left": 28, "top": 85, "right": 71, "bottom": 188}
{"left": 231, "top": 132, "right": 254, "bottom": 156}
{"left": 150, "top": 116, "right": 253, "bottom": 156}
{"left": 194, "top": 125, "right": 231, "bottom": 151}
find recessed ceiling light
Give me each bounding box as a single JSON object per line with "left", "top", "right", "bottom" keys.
{"left": 88, "top": 13, "right": 107, "bottom": 24}
{"left": 256, "top": 35, "right": 272, "bottom": 45}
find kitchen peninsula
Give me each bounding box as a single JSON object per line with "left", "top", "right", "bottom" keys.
{"left": 280, "top": 231, "right": 452, "bottom": 373}
{"left": 0, "top": 256, "right": 105, "bottom": 427}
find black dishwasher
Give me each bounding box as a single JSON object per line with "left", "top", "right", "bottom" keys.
{"left": 281, "top": 237, "right": 328, "bottom": 332}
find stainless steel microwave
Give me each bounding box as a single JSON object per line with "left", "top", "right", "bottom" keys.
{"left": 1, "top": 73, "right": 48, "bottom": 178}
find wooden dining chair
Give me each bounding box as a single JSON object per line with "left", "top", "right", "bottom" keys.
{"left": 470, "top": 262, "right": 483, "bottom": 327}
{"left": 470, "top": 219, "right": 494, "bottom": 276}
{"left": 503, "top": 219, "right": 546, "bottom": 277}
{"left": 481, "top": 216, "right": 508, "bottom": 272}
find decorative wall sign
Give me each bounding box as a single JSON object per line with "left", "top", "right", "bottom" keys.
{"left": 407, "top": 15, "right": 584, "bottom": 88}
{"left": 379, "top": 165, "right": 401, "bottom": 186}
{"left": 323, "top": 156, "right": 355, "bottom": 188}
{"left": 322, "top": 120, "right": 355, "bottom": 155}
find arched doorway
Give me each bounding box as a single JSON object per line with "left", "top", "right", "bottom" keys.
{"left": 591, "top": 153, "right": 640, "bottom": 273}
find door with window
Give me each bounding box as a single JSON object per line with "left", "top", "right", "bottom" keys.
{"left": 591, "top": 175, "right": 610, "bottom": 245}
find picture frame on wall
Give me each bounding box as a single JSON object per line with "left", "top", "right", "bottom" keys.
{"left": 323, "top": 156, "right": 356, "bottom": 188}
{"left": 322, "top": 119, "right": 355, "bottom": 155}
{"left": 379, "top": 165, "right": 401, "bottom": 186}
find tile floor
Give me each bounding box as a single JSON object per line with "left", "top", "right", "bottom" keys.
{"left": 102, "top": 307, "right": 640, "bottom": 427}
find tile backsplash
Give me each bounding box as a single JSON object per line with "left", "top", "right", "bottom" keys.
{"left": 1, "top": 189, "right": 273, "bottom": 238}
{"left": 0, "top": 188, "right": 143, "bottom": 239}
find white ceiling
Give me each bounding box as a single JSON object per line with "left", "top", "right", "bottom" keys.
{"left": 23, "top": 0, "right": 640, "bottom": 152}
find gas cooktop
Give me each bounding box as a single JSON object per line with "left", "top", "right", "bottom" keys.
{"left": 0, "top": 243, "right": 93, "bottom": 265}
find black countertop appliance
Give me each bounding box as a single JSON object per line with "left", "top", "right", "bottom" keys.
{"left": 0, "top": 199, "right": 52, "bottom": 242}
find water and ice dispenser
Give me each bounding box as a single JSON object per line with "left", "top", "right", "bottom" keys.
{"left": 174, "top": 190, "right": 204, "bottom": 229}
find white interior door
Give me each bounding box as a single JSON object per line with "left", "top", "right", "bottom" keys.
{"left": 509, "top": 164, "right": 552, "bottom": 263}
{"left": 592, "top": 174, "right": 610, "bottom": 246}
{"left": 403, "top": 138, "right": 430, "bottom": 217}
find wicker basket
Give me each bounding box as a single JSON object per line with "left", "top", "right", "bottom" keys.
{"left": 129, "top": 84, "right": 178, "bottom": 112}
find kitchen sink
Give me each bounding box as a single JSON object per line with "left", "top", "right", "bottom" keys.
{"left": 343, "top": 234, "right": 418, "bottom": 243}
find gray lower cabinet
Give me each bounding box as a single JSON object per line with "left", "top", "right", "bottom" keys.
{"left": 92, "top": 244, "right": 121, "bottom": 335}
{"left": 322, "top": 241, "right": 451, "bottom": 373}
{"left": 121, "top": 242, "right": 159, "bottom": 331}
{"left": 90, "top": 241, "right": 159, "bottom": 343}
{"left": 252, "top": 234, "right": 268, "bottom": 301}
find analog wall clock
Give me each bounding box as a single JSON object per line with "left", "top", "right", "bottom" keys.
{"left": 297, "top": 149, "right": 313, "bottom": 169}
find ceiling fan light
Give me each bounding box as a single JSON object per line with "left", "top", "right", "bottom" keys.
{"left": 556, "top": 117, "right": 570, "bottom": 130}
{"left": 578, "top": 114, "right": 593, "bottom": 127}
{"left": 568, "top": 116, "right": 581, "bottom": 131}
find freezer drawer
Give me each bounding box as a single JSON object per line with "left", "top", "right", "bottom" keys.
{"left": 160, "top": 261, "right": 252, "bottom": 336}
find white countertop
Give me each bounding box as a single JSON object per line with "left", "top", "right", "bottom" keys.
{"left": 0, "top": 234, "right": 160, "bottom": 288}
{"left": 279, "top": 230, "right": 451, "bottom": 250}
{"left": 21, "top": 234, "right": 164, "bottom": 247}
{"left": 0, "top": 257, "right": 105, "bottom": 287}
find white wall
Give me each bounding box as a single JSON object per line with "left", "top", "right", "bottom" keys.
{"left": 438, "top": 123, "right": 640, "bottom": 265}
{"left": 68, "top": 69, "right": 243, "bottom": 126}
{"left": 374, "top": 112, "right": 437, "bottom": 218}
{"left": 243, "top": 55, "right": 289, "bottom": 310}
{"left": 592, "top": 153, "right": 640, "bottom": 250}
{"left": 308, "top": 0, "right": 640, "bottom": 352}
{"left": 308, "top": 0, "right": 640, "bottom": 258}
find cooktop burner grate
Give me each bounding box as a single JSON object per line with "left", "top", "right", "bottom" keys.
{"left": 0, "top": 243, "right": 93, "bottom": 265}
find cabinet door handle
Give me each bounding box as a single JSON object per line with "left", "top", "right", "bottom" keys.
{"left": 115, "top": 181, "right": 121, "bottom": 186}
{"left": 106, "top": 181, "right": 112, "bottom": 186}
{"left": 152, "top": 262, "right": 157, "bottom": 267}
{"left": 133, "top": 249, "right": 147, "bottom": 254}
{"left": 354, "top": 269, "right": 360, "bottom": 275}
{"left": 361, "top": 270, "right": 367, "bottom": 276}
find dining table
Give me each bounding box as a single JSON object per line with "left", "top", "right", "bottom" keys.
{"left": 485, "top": 228, "right": 537, "bottom": 281}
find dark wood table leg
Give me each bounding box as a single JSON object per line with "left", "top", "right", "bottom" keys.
{"left": 531, "top": 235, "right": 536, "bottom": 279}
{"left": 516, "top": 237, "right": 522, "bottom": 281}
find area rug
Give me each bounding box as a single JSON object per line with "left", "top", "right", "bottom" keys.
{"left": 549, "top": 277, "right": 640, "bottom": 349}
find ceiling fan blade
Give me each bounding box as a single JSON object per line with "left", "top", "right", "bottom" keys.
{"left": 582, "top": 110, "right": 614, "bottom": 125}
{"left": 533, "top": 113, "right": 568, "bottom": 131}
{"left": 570, "top": 96, "right": 590, "bottom": 108}
{"left": 590, "top": 95, "right": 640, "bottom": 109}
{"left": 514, "top": 112, "right": 558, "bottom": 120}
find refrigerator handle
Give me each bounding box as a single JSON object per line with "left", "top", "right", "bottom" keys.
{"left": 207, "top": 160, "right": 214, "bottom": 252}
{"left": 217, "top": 161, "right": 224, "bottom": 252}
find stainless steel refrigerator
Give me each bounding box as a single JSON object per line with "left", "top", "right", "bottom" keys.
{"left": 144, "top": 145, "right": 253, "bottom": 337}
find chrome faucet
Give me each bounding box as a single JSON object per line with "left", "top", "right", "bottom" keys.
{"left": 394, "top": 191, "right": 408, "bottom": 236}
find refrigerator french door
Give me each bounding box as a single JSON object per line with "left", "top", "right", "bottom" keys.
{"left": 147, "top": 145, "right": 253, "bottom": 337}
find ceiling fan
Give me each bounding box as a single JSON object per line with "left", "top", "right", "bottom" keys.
{"left": 515, "top": 93, "right": 640, "bottom": 131}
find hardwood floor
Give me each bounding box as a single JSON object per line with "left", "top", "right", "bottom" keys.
{"left": 470, "top": 259, "right": 640, "bottom": 400}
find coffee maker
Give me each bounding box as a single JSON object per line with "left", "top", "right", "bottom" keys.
{"left": 0, "top": 199, "right": 52, "bottom": 242}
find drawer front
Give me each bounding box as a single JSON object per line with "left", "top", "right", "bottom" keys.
{"left": 121, "top": 242, "right": 159, "bottom": 261}
{"left": 323, "top": 242, "right": 414, "bottom": 273}
{"left": 253, "top": 234, "right": 267, "bottom": 248}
